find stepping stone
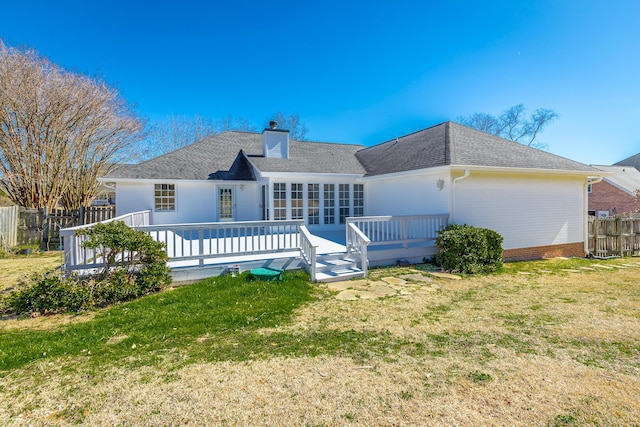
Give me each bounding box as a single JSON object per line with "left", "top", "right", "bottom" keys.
{"left": 327, "top": 281, "right": 359, "bottom": 291}
{"left": 335, "top": 289, "right": 377, "bottom": 301}
{"left": 615, "top": 265, "right": 629, "bottom": 269}
{"left": 538, "top": 270, "right": 553, "bottom": 273}
{"left": 593, "top": 265, "right": 613, "bottom": 269}
{"left": 399, "top": 290, "right": 413, "bottom": 296}
{"left": 622, "top": 264, "right": 637, "bottom": 267}
{"left": 382, "top": 277, "right": 406, "bottom": 286}
{"left": 400, "top": 273, "right": 433, "bottom": 283}
{"left": 560, "top": 269, "right": 581, "bottom": 273}
{"left": 368, "top": 284, "right": 397, "bottom": 298}
{"left": 327, "top": 279, "right": 370, "bottom": 292}
{"left": 518, "top": 271, "right": 533, "bottom": 275}
{"left": 429, "top": 272, "right": 462, "bottom": 280}
{"left": 579, "top": 267, "right": 595, "bottom": 271}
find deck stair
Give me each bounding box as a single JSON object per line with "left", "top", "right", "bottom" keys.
{"left": 313, "top": 252, "right": 366, "bottom": 283}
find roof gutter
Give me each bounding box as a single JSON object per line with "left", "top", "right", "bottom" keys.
{"left": 451, "top": 169, "right": 471, "bottom": 223}
{"left": 450, "top": 165, "right": 607, "bottom": 177}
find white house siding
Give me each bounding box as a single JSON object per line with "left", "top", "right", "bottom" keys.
{"left": 116, "top": 181, "right": 260, "bottom": 225}
{"left": 453, "top": 172, "right": 585, "bottom": 250}
{"left": 365, "top": 170, "right": 450, "bottom": 217}
{"left": 229, "top": 182, "right": 260, "bottom": 221}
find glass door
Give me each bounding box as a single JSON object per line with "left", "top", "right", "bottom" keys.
{"left": 219, "top": 187, "right": 234, "bottom": 221}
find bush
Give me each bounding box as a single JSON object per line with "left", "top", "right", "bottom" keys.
{"left": 2, "top": 221, "right": 172, "bottom": 315}
{"left": 77, "top": 220, "right": 172, "bottom": 291}
{"left": 4, "top": 273, "right": 93, "bottom": 315}
{"left": 434, "top": 223, "right": 503, "bottom": 274}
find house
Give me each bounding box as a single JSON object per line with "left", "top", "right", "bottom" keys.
{"left": 615, "top": 152, "right": 640, "bottom": 170}
{"left": 91, "top": 164, "right": 136, "bottom": 206}
{"left": 588, "top": 165, "right": 640, "bottom": 217}
{"left": 102, "top": 121, "right": 602, "bottom": 263}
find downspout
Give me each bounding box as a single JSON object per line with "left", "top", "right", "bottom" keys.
{"left": 450, "top": 169, "right": 470, "bottom": 223}
{"left": 584, "top": 176, "right": 604, "bottom": 256}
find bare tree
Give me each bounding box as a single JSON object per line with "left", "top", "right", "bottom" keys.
{"left": 216, "top": 115, "right": 258, "bottom": 133}
{"left": 142, "top": 112, "right": 311, "bottom": 159}
{"left": 142, "top": 114, "right": 217, "bottom": 158}
{"left": 265, "top": 112, "right": 310, "bottom": 141}
{"left": 141, "top": 114, "right": 259, "bottom": 158}
{"left": 458, "top": 104, "right": 558, "bottom": 148}
{"left": 0, "top": 41, "right": 143, "bottom": 209}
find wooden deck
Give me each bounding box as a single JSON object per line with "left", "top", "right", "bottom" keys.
{"left": 61, "top": 212, "right": 448, "bottom": 283}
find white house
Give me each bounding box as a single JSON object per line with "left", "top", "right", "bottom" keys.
{"left": 103, "top": 121, "right": 602, "bottom": 263}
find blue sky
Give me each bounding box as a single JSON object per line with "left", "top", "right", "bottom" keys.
{"left": 1, "top": 0, "right": 639, "bottom": 165}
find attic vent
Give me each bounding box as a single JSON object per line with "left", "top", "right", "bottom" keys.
{"left": 269, "top": 120, "right": 278, "bottom": 129}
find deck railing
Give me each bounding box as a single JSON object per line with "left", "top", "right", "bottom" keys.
{"left": 136, "top": 220, "right": 305, "bottom": 267}
{"left": 61, "top": 216, "right": 305, "bottom": 272}
{"left": 346, "top": 214, "right": 449, "bottom": 248}
{"left": 299, "top": 225, "right": 318, "bottom": 281}
{"left": 60, "top": 210, "right": 151, "bottom": 271}
{"left": 346, "top": 222, "right": 370, "bottom": 276}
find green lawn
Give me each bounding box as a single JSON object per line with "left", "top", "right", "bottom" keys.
{"left": 0, "top": 270, "right": 318, "bottom": 371}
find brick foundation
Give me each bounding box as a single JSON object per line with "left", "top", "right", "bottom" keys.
{"left": 503, "top": 242, "right": 585, "bottom": 262}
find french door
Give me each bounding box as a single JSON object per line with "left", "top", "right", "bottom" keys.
{"left": 218, "top": 187, "right": 234, "bottom": 221}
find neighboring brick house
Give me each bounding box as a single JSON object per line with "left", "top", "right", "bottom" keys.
{"left": 589, "top": 165, "right": 640, "bottom": 217}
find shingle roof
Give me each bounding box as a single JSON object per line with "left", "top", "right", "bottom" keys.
{"left": 615, "top": 153, "right": 640, "bottom": 170}
{"left": 356, "top": 121, "right": 598, "bottom": 176}
{"left": 105, "top": 122, "right": 597, "bottom": 181}
{"left": 247, "top": 140, "right": 366, "bottom": 174}
{"left": 592, "top": 165, "right": 640, "bottom": 195}
{"left": 104, "top": 131, "right": 366, "bottom": 180}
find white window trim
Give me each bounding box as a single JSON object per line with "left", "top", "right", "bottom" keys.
{"left": 154, "top": 183, "right": 176, "bottom": 212}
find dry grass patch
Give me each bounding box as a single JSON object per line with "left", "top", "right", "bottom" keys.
{"left": 0, "top": 252, "right": 62, "bottom": 292}
{"left": 1, "top": 354, "right": 638, "bottom": 426}
{"left": 0, "top": 311, "right": 96, "bottom": 331}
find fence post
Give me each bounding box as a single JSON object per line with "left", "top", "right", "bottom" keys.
{"left": 617, "top": 217, "right": 623, "bottom": 257}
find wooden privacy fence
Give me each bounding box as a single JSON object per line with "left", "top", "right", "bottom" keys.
{"left": 0, "top": 205, "right": 115, "bottom": 250}
{"left": 0, "top": 206, "right": 19, "bottom": 249}
{"left": 588, "top": 216, "right": 640, "bottom": 257}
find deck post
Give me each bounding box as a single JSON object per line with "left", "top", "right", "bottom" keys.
{"left": 199, "top": 227, "right": 204, "bottom": 267}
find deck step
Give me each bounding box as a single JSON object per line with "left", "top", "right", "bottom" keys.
{"left": 315, "top": 268, "right": 365, "bottom": 283}
{"left": 313, "top": 253, "right": 365, "bottom": 283}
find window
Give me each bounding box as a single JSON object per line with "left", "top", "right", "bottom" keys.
{"left": 587, "top": 184, "right": 592, "bottom": 194}
{"left": 274, "top": 183, "right": 286, "bottom": 220}
{"left": 154, "top": 184, "right": 175, "bottom": 211}
{"left": 339, "top": 183, "right": 350, "bottom": 224}
{"left": 308, "top": 184, "right": 320, "bottom": 225}
{"left": 324, "top": 184, "right": 335, "bottom": 225}
{"left": 353, "top": 184, "right": 364, "bottom": 217}
{"left": 291, "top": 183, "right": 303, "bottom": 220}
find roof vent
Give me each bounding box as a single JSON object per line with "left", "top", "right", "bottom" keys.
{"left": 269, "top": 120, "right": 278, "bottom": 129}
